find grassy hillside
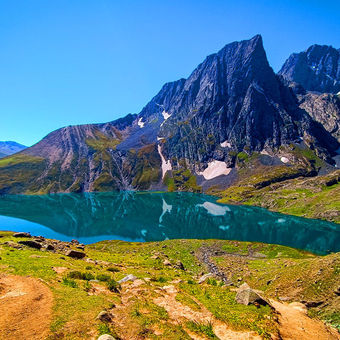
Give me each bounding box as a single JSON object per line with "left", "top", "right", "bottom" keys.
{"left": 215, "top": 167, "right": 340, "bottom": 224}
{"left": 0, "top": 232, "right": 339, "bottom": 339}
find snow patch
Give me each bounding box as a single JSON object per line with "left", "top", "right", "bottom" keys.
{"left": 219, "top": 225, "right": 230, "bottom": 231}
{"left": 280, "top": 157, "right": 289, "bottom": 163}
{"left": 159, "top": 199, "right": 172, "bottom": 223}
{"left": 220, "top": 140, "right": 231, "bottom": 148}
{"left": 137, "top": 118, "right": 145, "bottom": 128}
{"left": 157, "top": 137, "right": 165, "bottom": 141}
{"left": 157, "top": 145, "right": 172, "bottom": 179}
{"left": 198, "top": 202, "right": 231, "bottom": 216}
{"left": 260, "top": 150, "right": 270, "bottom": 156}
{"left": 199, "top": 160, "right": 232, "bottom": 180}
{"left": 162, "top": 110, "right": 171, "bottom": 120}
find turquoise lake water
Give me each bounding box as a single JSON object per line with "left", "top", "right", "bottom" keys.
{"left": 0, "top": 192, "right": 339, "bottom": 254}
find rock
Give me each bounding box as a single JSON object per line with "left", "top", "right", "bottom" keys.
{"left": 301, "top": 300, "right": 324, "bottom": 308}
{"left": 97, "top": 311, "right": 113, "bottom": 322}
{"left": 98, "top": 335, "right": 115, "bottom": 340}
{"left": 235, "top": 283, "right": 270, "bottom": 307}
{"left": 150, "top": 255, "right": 160, "bottom": 260}
{"left": 13, "top": 232, "right": 31, "bottom": 238}
{"left": 18, "top": 240, "right": 42, "bottom": 249}
{"left": 46, "top": 244, "right": 55, "bottom": 251}
{"left": 34, "top": 236, "right": 45, "bottom": 242}
{"left": 334, "top": 286, "right": 340, "bottom": 296}
{"left": 4, "top": 241, "right": 23, "bottom": 249}
{"left": 163, "top": 259, "right": 171, "bottom": 266}
{"left": 198, "top": 273, "right": 213, "bottom": 284}
{"left": 118, "top": 274, "right": 137, "bottom": 284}
{"left": 71, "top": 239, "right": 79, "bottom": 245}
{"left": 289, "top": 302, "right": 308, "bottom": 314}
{"left": 174, "top": 261, "right": 185, "bottom": 270}
{"left": 66, "top": 250, "right": 86, "bottom": 259}
{"left": 253, "top": 252, "right": 267, "bottom": 258}
{"left": 76, "top": 246, "right": 85, "bottom": 250}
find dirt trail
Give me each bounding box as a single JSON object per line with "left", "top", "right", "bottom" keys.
{"left": 0, "top": 274, "right": 53, "bottom": 340}
{"left": 271, "top": 300, "right": 340, "bottom": 340}
{"left": 154, "top": 285, "right": 262, "bottom": 340}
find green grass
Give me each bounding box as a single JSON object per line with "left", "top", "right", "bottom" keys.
{"left": 0, "top": 232, "right": 339, "bottom": 338}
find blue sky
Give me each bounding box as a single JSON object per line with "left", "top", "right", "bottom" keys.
{"left": 1, "top": 0, "right": 339, "bottom": 146}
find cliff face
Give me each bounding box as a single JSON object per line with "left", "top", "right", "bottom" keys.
{"left": 1, "top": 35, "right": 340, "bottom": 194}
{"left": 279, "top": 44, "right": 340, "bottom": 94}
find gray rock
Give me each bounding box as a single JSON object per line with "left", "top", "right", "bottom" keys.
{"left": 13, "top": 232, "right": 31, "bottom": 238}
{"left": 18, "top": 240, "right": 42, "bottom": 249}
{"left": 66, "top": 249, "right": 86, "bottom": 259}
{"left": 118, "top": 274, "right": 137, "bottom": 284}
{"left": 235, "top": 283, "right": 270, "bottom": 306}
{"left": 198, "top": 273, "right": 213, "bottom": 284}
{"left": 163, "top": 259, "right": 171, "bottom": 266}
{"left": 97, "top": 311, "right": 113, "bottom": 322}
{"left": 98, "top": 335, "right": 115, "bottom": 340}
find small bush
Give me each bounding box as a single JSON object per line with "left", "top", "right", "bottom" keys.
{"left": 107, "top": 279, "right": 121, "bottom": 293}
{"left": 158, "top": 276, "right": 167, "bottom": 283}
{"left": 67, "top": 271, "right": 94, "bottom": 281}
{"left": 186, "top": 321, "right": 218, "bottom": 339}
{"left": 62, "top": 277, "right": 78, "bottom": 288}
{"left": 97, "top": 273, "right": 111, "bottom": 282}
{"left": 83, "top": 281, "right": 92, "bottom": 292}
{"left": 107, "top": 267, "right": 120, "bottom": 273}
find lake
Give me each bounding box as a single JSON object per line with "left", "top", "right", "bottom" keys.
{"left": 0, "top": 192, "right": 339, "bottom": 254}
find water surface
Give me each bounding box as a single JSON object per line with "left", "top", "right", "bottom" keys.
{"left": 0, "top": 192, "right": 339, "bottom": 254}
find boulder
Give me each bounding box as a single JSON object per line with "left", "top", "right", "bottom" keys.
{"left": 174, "top": 261, "right": 185, "bottom": 270}
{"left": 118, "top": 274, "right": 137, "bottom": 284}
{"left": 46, "top": 244, "right": 55, "bottom": 251}
{"left": 235, "top": 283, "right": 270, "bottom": 306}
{"left": 98, "top": 335, "right": 115, "bottom": 340}
{"left": 13, "top": 232, "right": 31, "bottom": 238}
{"left": 198, "top": 273, "right": 213, "bottom": 284}
{"left": 97, "top": 311, "right": 113, "bottom": 322}
{"left": 66, "top": 250, "right": 86, "bottom": 259}
{"left": 4, "top": 241, "right": 23, "bottom": 249}
{"left": 163, "top": 259, "right": 171, "bottom": 266}
{"left": 18, "top": 240, "right": 42, "bottom": 250}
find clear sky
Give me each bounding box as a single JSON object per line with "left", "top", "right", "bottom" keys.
{"left": 1, "top": 0, "right": 339, "bottom": 146}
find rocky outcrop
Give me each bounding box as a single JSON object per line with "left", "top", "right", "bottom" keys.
{"left": 235, "top": 282, "right": 270, "bottom": 306}
{"left": 298, "top": 92, "right": 340, "bottom": 142}
{"left": 279, "top": 44, "right": 340, "bottom": 94}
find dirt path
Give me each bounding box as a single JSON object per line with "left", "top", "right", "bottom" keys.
{"left": 271, "top": 300, "right": 340, "bottom": 340}
{"left": 0, "top": 274, "right": 53, "bottom": 340}
{"left": 154, "top": 285, "right": 262, "bottom": 340}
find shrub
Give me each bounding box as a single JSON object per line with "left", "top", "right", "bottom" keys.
{"left": 62, "top": 277, "right": 78, "bottom": 288}
{"left": 107, "top": 267, "right": 120, "bottom": 273}
{"left": 97, "top": 273, "right": 111, "bottom": 282}
{"left": 107, "top": 279, "right": 121, "bottom": 293}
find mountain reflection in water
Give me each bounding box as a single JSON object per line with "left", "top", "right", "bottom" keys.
{"left": 0, "top": 192, "right": 339, "bottom": 254}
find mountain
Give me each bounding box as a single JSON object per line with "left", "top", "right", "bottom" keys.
{"left": 279, "top": 44, "right": 340, "bottom": 94}
{"left": 0, "top": 141, "right": 26, "bottom": 158}
{"left": 1, "top": 35, "right": 340, "bottom": 195}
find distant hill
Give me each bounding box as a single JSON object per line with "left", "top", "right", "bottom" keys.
{"left": 0, "top": 141, "right": 27, "bottom": 158}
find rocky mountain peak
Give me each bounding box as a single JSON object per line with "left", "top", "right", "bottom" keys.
{"left": 279, "top": 44, "right": 340, "bottom": 93}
